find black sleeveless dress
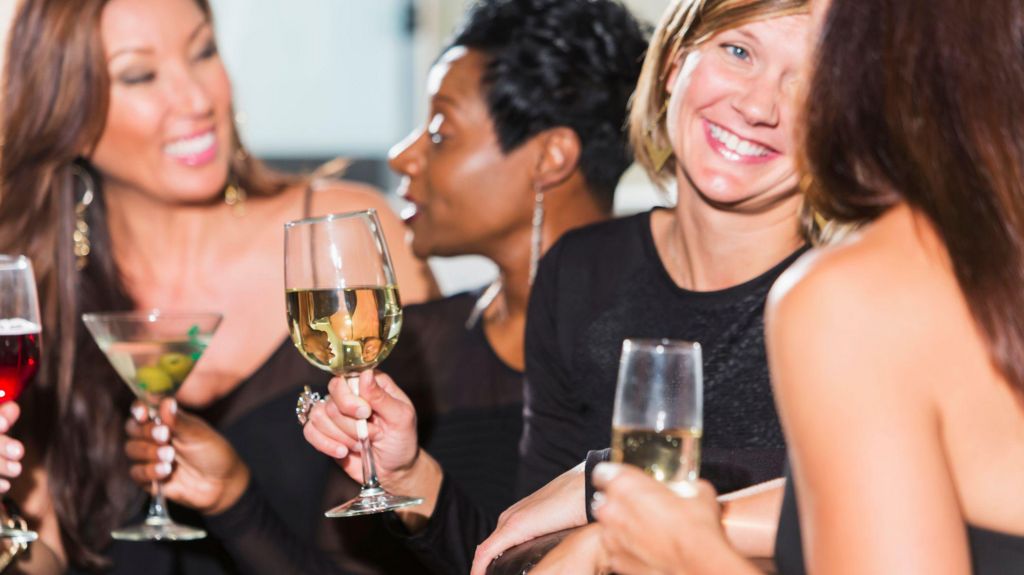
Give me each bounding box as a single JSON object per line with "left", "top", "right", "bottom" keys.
{"left": 775, "top": 472, "right": 1024, "bottom": 574}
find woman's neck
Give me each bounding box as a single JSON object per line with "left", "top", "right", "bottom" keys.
{"left": 103, "top": 183, "right": 250, "bottom": 300}
{"left": 658, "top": 183, "right": 805, "bottom": 292}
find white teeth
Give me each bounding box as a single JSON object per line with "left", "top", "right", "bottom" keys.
{"left": 164, "top": 131, "right": 215, "bottom": 157}
{"left": 708, "top": 123, "right": 769, "bottom": 158}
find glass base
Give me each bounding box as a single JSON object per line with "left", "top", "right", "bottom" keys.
{"left": 0, "top": 526, "right": 37, "bottom": 543}
{"left": 325, "top": 489, "right": 424, "bottom": 518}
{"left": 111, "top": 517, "right": 206, "bottom": 541}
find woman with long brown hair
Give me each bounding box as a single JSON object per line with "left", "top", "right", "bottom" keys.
{"left": 573, "top": 0, "right": 1024, "bottom": 572}
{"left": 0, "top": 0, "right": 435, "bottom": 572}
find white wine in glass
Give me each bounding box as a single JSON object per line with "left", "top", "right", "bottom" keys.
{"left": 611, "top": 338, "right": 703, "bottom": 497}
{"left": 284, "top": 209, "right": 422, "bottom": 517}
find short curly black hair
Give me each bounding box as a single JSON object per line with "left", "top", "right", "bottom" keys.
{"left": 449, "top": 0, "right": 649, "bottom": 207}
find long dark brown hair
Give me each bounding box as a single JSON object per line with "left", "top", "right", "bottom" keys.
{"left": 0, "top": 0, "right": 292, "bottom": 568}
{"left": 803, "top": 0, "right": 1024, "bottom": 395}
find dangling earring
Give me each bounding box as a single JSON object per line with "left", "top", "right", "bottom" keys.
{"left": 223, "top": 176, "right": 247, "bottom": 216}
{"left": 70, "top": 164, "right": 96, "bottom": 271}
{"left": 529, "top": 185, "right": 545, "bottom": 285}
{"left": 224, "top": 148, "right": 248, "bottom": 216}
{"left": 644, "top": 100, "right": 673, "bottom": 174}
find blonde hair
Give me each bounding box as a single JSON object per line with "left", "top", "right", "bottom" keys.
{"left": 629, "top": 0, "right": 808, "bottom": 184}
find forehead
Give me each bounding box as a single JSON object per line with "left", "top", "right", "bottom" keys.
{"left": 427, "top": 46, "right": 488, "bottom": 101}
{"left": 101, "top": 0, "right": 207, "bottom": 54}
{"left": 707, "top": 13, "right": 811, "bottom": 60}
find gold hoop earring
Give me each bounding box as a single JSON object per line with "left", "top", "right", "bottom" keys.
{"left": 70, "top": 164, "right": 95, "bottom": 271}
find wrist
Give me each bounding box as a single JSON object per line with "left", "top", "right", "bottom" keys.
{"left": 390, "top": 449, "right": 443, "bottom": 531}
{"left": 204, "top": 460, "right": 251, "bottom": 516}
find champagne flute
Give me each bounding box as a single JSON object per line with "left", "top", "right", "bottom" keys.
{"left": 83, "top": 311, "right": 221, "bottom": 541}
{"left": 0, "top": 255, "right": 40, "bottom": 543}
{"left": 284, "top": 209, "right": 422, "bottom": 517}
{"left": 611, "top": 338, "right": 703, "bottom": 497}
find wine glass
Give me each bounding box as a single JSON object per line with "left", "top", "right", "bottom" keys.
{"left": 611, "top": 338, "right": 703, "bottom": 497}
{"left": 284, "top": 209, "right": 422, "bottom": 517}
{"left": 0, "top": 255, "right": 40, "bottom": 543}
{"left": 82, "top": 310, "right": 221, "bottom": 541}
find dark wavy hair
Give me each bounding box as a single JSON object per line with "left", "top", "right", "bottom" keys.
{"left": 449, "top": 0, "right": 649, "bottom": 208}
{"left": 0, "top": 0, "right": 293, "bottom": 568}
{"left": 803, "top": 0, "right": 1024, "bottom": 396}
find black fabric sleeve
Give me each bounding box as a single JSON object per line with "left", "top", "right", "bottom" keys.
{"left": 583, "top": 448, "right": 612, "bottom": 523}
{"left": 381, "top": 475, "right": 494, "bottom": 575}
{"left": 518, "top": 240, "right": 591, "bottom": 496}
{"left": 204, "top": 481, "right": 352, "bottom": 575}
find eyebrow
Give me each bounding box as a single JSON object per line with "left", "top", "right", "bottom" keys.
{"left": 733, "top": 28, "right": 763, "bottom": 47}
{"left": 108, "top": 19, "right": 211, "bottom": 62}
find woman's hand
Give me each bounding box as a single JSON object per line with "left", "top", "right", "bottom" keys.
{"left": 530, "top": 524, "right": 608, "bottom": 575}
{"left": 125, "top": 398, "right": 250, "bottom": 515}
{"left": 302, "top": 371, "right": 443, "bottom": 526}
{"left": 302, "top": 370, "right": 421, "bottom": 489}
{"left": 0, "top": 402, "right": 24, "bottom": 494}
{"left": 592, "top": 463, "right": 758, "bottom": 575}
{"left": 471, "top": 462, "right": 588, "bottom": 575}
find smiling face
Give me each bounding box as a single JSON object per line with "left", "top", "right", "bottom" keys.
{"left": 90, "top": 0, "right": 233, "bottom": 204}
{"left": 667, "top": 14, "right": 811, "bottom": 210}
{"left": 388, "top": 47, "right": 537, "bottom": 259}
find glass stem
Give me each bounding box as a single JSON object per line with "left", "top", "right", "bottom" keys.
{"left": 348, "top": 375, "right": 384, "bottom": 495}
{"left": 146, "top": 410, "right": 172, "bottom": 525}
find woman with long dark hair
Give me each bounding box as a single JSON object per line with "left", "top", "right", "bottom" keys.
{"left": 572, "top": 0, "right": 1024, "bottom": 572}
{"left": 0, "top": 0, "right": 435, "bottom": 572}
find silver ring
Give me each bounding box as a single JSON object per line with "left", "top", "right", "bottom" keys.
{"left": 296, "top": 385, "right": 328, "bottom": 427}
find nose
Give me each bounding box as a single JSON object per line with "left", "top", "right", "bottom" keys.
{"left": 732, "top": 71, "right": 782, "bottom": 127}
{"left": 387, "top": 127, "right": 428, "bottom": 181}
{"left": 167, "top": 66, "right": 214, "bottom": 117}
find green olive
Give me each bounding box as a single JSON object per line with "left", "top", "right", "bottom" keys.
{"left": 136, "top": 366, "right": 174, "bottom": 394}
{"left": 158, "top": 353, "right": 194, "bottom": 383}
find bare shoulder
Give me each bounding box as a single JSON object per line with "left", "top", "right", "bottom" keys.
{"left": 767, "top": 205, "right": 955, "bottom": 398}
{"left": 307, "top": 178, "right": 397, "bottom": 217}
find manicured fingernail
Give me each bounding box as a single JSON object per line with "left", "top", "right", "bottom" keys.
{"left": 591, "top": 491, "right": 606, "bottom": 514}
{"left": 152, "top": 425, "right": 169, "bottom": 443}
{"left": 0, "top": 417, "right": 9, "bottom": 432}
{"left": 355, "top": 406, "right": 371, "bottom": 419}
{"left": 335, "top": 446, "right": 348, "bottom": 459}
{"left": 155, "top": 462, "right": 172, "bottom": 477}
{"left": 158, "top": 446, "right": 175, "bottom": 463}
{"left": 168, "top": 399, "right": 178, "bottom": 416}
{"left": 0, "top": 479, "right": 9, "bottom": 492}
{"left": 131, "top": 404, "right": 147, "bottom": 422}
{"left": 5, "top": 442, "right": 21, "bottom": 458}
{"left": 6, "top": 461, "right": 20, "bottom": 475}
{"left": 593, "top": 463, "right": 622, "bottom": 486}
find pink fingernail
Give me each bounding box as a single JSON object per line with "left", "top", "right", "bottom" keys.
{"left": 153, "top": 425, "right": 169, "bottom": 443}
{"left": 5, "top": 442, "right": 20, "bottom": 458}
{"left": 0, "top": 417, "right": 9, "bottom": 432}
{"left": 168, "top": 399, "right": 178, "bottom": 416}
{"left": 593, "top": 462, "right": 622, "bottom": 485}
{"left": 335, "top": 446, "right": 348, "bottom": 459}
{"left": 6, "top": 461, "right": 20, "bottom": 475}
{"left": 355, "top": 406, "right": 371, "bottom": 419}
{"left": 155, "top": 462, "right": 172, "bottom": 477}
{"left": 0, "top": 479, "right": 9, "bottom": 492}
{"left": 158, "top": 446, "right": 175, "bottom": 463}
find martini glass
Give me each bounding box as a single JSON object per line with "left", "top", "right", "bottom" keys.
{"left": 82, "top": 310, "right": 221, "bottom": 541}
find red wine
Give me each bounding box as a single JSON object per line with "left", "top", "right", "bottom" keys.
{"left": 0, "top": 320, "right": 40, "bottom": 403}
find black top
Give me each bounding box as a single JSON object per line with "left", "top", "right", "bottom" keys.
{"left": 775, "top": 471, "right": 1024, "bottom": 574}
{"left": 520, "top": 210, "right": 805, "bottom": 501}
{"left": 378, "top": 290, "right": 525, "bottom": 574}
{"left": 72, "top": 339, "right": 426, "bottom": 575}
